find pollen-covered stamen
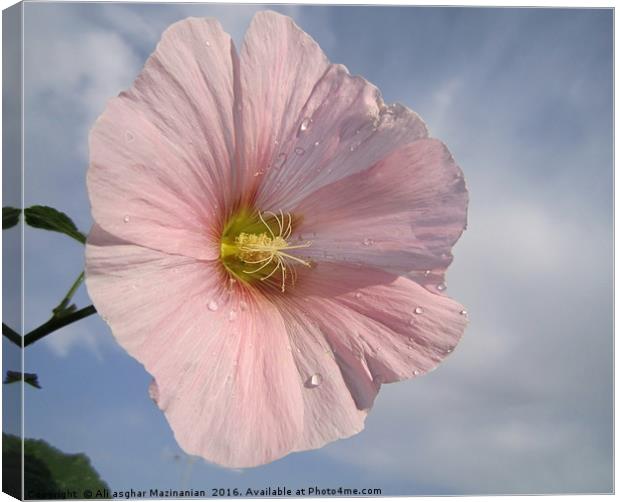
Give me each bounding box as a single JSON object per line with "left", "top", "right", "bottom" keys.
{"left": 234, "top": 210, "right": 312, "bottom": 292}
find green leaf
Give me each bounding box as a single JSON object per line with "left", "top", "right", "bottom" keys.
{"left": 4, "top": 371, "right": 41, "bottom": 389}
{"left": 3, "top": 207, "right": 21, "bottom": 229}
{"left": 24, "top": 206, "right": 86, "bottom": 244}
{"left": 3, "top": 434, "right": 110, "bottom": 500}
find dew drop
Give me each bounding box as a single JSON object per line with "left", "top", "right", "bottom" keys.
{"left": 307, "top": 373, "right": 323, "bottom": 388}
{"left": 148, "top": 381, "right": 159, "bottom": 402}
{"left": 228, "top": 310, "right": 237, "bottom": 322}
{"left": 294, "top": 146, "right": 305, "bottom": 156}
{"left": 123, "top": 215, "right": 130, "bottom": 223}
{"left": 354, "top": 292, "right": 362, "bottom": 299}
{"left": 414, "top": 370, "right": 420, "bottom": 376}
{"left": 205, "top": 40, "right": 211, "bottom": 47}
{"left": 272, "top": 152, "right": 287, "bottom": 169}
{"left": 299, "top": 117, "right": 311, "bottom": 133}
{"left": 207, "top": 300, "right": 218, "bottom": 311}
{"left": 414, "top": 306, "right": 424, "bottom": 315}
{"left": 460, "top": 309, "right": 468, "bottom": 316}
{"left": 314, "top": 140, "right": 320, "bottom": 146}
{"left": 362, "top": 238, "right": 374, "bottom": 247}
{"left": 253, "top": 170, "right": 264, "bottom": 177}
{"left": 437, "top": 283, "right": 447, "bottom": 292}
{"left": 424, "top": 270, "right": 431, "bottom": 277}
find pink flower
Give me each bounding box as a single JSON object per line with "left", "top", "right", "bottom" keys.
{"left": 85, "top": 11, "right": 468, "bottom": 468}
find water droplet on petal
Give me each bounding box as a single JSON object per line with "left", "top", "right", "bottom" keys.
{"left": 424, "top": 270, "right": 431, "bottom": 277}
{"left": 354, "top": 292, "right": 362, "bottom": 299}
{"left": 437, "top": 283, "right": 446, "bottom": 291}
{"left": 307, "top": 373, "right": 323, "bottom": 388}
{"left": 299, "top": 117, "right": 311, "bottom": 133}
{"left": 253, "top": 169, "right": 264, "bottom": 177}
{"left": 205, "top": 40, "right": 211, "bottom": 47}
{"left": 414, "top": 370, "right": 420, "bottom": 376}
{"left": 414, "top": 306, "right": 424, "bottom": 315}
{"left": 294, "top": 146, "right": 305, "bottom": 156}
{"left": 314, "top": 140, "right": 320, "bottom": 146}
{"left": 273, "top": 152, "right": 287, "bottom": 169}
{"left": 207, "top": 300, "right": 218, "bottom": 311}
{"left": 123, "top": 215, "right": 130, "bottom": 223}
{"left": 149, "top": 381, "right": 159, "bottom": 402}
{"left": 460, "top": 309, "right": 468, "bottom": 316}
{"left": 362, "top": 237, "right": 374, "bottom": 246}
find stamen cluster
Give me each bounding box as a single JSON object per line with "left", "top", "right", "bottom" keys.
{"left": 232, "top": 210, "right": 312, "bottom": 292}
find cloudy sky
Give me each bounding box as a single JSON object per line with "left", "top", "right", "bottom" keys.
{"left": 2, "top": 3, "right": 612, "bottom": 496}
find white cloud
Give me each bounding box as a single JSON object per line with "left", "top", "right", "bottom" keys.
{"left": 25, "top": 5, "right": 142, "bottom": 160}
{"left": 41, "top": 322, "right": 110, "bottom": 361}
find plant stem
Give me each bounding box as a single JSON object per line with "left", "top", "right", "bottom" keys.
{"left": 2, "top": 324, "right": 22, "bottom": 347}
{"left": 52, "top": 271, "right": 85, "bottom": 316}
{"left": 2, "top": 271, "right": 96, "bottom": 348}
{"left": 24, "top": 305, "right": 97, "bottom": 347}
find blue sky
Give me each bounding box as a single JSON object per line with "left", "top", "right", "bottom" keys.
{"left": 2, "top": 3, "right": 612, "bottom": 496}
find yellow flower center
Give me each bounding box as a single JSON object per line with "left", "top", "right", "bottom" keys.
{"left": 220, "top": 210, "right": 312, "bottom": 292}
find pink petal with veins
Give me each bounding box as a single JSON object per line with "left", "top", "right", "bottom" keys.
{"left": 88, "top": 18, "right": 237, "bottom": 260}
{"left": 85, "top": 10, "right": 469, "bottom": 468}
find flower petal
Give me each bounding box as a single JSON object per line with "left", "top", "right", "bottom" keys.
{"left": 85, "top": 225, "right": 305, "bottom": 468}
{"left": 254, "top": 64, "right": 428, "bottom": 210}
{"left": 88, "top": 18, "right": 238, "bottom": 260}
{"left": 284, "top": 262, "right": 467, "bottom": 404}
{"left": 291, "top": 139, "right": 468, "bottom": 281}
{"left": 233, "top": 11, "right": 330, "bottom": 204}
{"left": 275, "top": 302, "right": 370, "bottom": 451}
